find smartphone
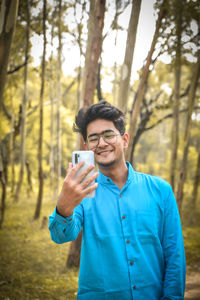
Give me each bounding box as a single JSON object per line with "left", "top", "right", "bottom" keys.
{"left": 72, "top": 150, "right": 95, "bottom": 198}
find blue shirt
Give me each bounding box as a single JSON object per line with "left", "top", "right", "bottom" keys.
{"left": 49, "top": 163, "right": 186, "bottom": 300}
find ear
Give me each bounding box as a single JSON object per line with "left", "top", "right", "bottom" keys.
{"left": 123, "top": 133, "right": 129, "bottom": 149}
{"left": 83, "top": 142, "right": 88, "bottom": 150}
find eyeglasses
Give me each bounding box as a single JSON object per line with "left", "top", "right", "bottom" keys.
{"left": 87, "top": 130, "right": 121, "bottom": 149}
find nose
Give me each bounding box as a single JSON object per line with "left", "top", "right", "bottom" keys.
{"left": 98, "top": 136, "right": 107, "bottom": 147}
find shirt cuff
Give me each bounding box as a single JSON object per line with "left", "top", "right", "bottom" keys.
{"left": 55, "top": 207, "right": 74, "bottom": 224}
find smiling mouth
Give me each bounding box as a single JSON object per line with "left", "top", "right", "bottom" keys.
{"left": 96, "top": 149, "right": 113, "bottom": 155}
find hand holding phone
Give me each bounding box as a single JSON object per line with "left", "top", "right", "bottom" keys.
{"left": 57, "top": 151, "right": 98, "bottom": 217}
{"left": 72, "top": 151, "right": 96, "bottom": 198}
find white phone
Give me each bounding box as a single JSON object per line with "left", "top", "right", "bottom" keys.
{"left": 72, "top": 150, "right": 95, "bottom": 198}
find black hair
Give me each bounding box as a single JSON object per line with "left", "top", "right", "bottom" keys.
{"left": 73, "top": 100, "right": 126, "bottom": 141}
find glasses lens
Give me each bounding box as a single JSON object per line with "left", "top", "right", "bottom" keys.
{"left": 103, "top": 132, "right": 117, "bottom": 144}
{"left": 88, "top": 135, "right": 99, "bottom": 148}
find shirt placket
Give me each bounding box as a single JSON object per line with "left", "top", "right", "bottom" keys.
{"left": 118, "top": 190, "right": 137, "bottom": 298}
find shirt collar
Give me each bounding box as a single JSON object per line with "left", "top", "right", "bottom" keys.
{"left": 97, "top": 162, "right": 134, "bottom": 185}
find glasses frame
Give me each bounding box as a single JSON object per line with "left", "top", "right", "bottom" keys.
{"left": 86, "top": 130, "right": 122, "bottom": 150}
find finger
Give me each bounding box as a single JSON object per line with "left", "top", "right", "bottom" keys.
{"left": 83, "top": 182, "right": 98, "bottom": 196}
{"left": 68, "top": 161, "right": 85, "bottom": 178}
{"left": 81, "top": 172, "right": 99, "bottom": 189}
{"left": 76, "top": 164, "right": 95, "bottom": 183}
{"left": 66, "top": 162, "right": 73, "bottom": 175}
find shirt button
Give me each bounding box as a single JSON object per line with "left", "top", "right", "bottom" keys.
{"left": 130, "top": 261, "right": 134, "bottom": 265}
{"left": 69, "top": 218, "right": 72, "bottom": 221}
{"left": 63, "top": 220, "right": 67, "bottom": 223}
{"left": 126, "top": 240, "right": 130, "bottom": 244}
{"left": 120, "top": 194, "right": 122, "bottom": 197}
{"left": 122, "top": 216, "right": 126, "bottom": 219}
{"left": 133, "top": 286, "right": 136, "bottom": 290}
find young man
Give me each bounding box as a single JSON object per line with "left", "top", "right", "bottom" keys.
{"left": 49, "top": 100, "right": 186, "bottom": 300}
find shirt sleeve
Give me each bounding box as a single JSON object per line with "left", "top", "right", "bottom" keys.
{"left": 48, "top": 204, "right": 83, "bottom": 244}
{"left": 161, "top": 186, "right": 186, "bottom": 300}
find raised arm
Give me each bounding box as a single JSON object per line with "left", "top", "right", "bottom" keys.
{"left": 49, "top": 162, "right": 98, "bottom": 244}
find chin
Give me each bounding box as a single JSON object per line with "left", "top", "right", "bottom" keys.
{"left": 96, "top": 158, "right": 116, "bottom": 168}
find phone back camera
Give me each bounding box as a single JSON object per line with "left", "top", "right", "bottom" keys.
{"left": 75, "top": 153, "right": 79, "bottom": 164}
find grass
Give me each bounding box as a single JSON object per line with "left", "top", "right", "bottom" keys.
{"left": 0, "top": 190, "right": 79, "bottom": 300}
{"left": 183, "top": 227, "right": 200, "bottom": 271}
{"left": 0, "top": 188, "right": 200, "bottom": 299}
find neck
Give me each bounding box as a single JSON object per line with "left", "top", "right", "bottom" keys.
{"left": 99, "top": 160, "right": 128, "bottom": 190}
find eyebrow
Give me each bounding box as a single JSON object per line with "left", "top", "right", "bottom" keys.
{"left": 87, "top": 129, "right": 115, "bottom": 138}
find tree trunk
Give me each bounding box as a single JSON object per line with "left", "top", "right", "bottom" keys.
{"left": 82, "top": 0, "right": 106, "bottom": 107}
{"left": 117, "top": 0, "right": 142, "bottom": 113}
{"left": 0, "top": 134, "right": 9, "bottom": 229}
{"left": 97, "top": 60, "right": 103, "bottom": 101}
{"left": 66, "top": 232, "right": 82, "bottom": 268}
{"left": 49, "top": 5, "right": 56, "bottom": 189}
{"left": 0, "top": 144, "right": 6, "bottom": 229}
{"left": 55, "top": 0, "right": 62, "bottom": 196}
{"left": 176, "top": 51, "right": 200, "bottom": 212}
{"left": 67, "top": 0, "right": 106, "bottom": 269}
{"left": 126, "top": 2, "right": 166, "bottom": 163}
{"left": 191, "top": 148, "right": 200, "bottom": 210}
{"left": 9, "top": 88, "right": 15, "bottom": 193}
{"left": 0, "top": 0, "right": 19, "bottom": 110}
{"left": 170, "top": 0, "right": 182, "bottom": 192}
{"left": 15, "top": 0, "right": 30, "bottom": 201}
{"left": 25, "top": 160, "right": 32, "bottom": 195}
{"left": 34, "top": 0, "right": 47, "bottom": 220}
{"left": 80, "top": 0, "right": 95, "bottom": 109}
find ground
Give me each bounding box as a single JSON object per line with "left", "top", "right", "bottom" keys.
{"left": 0, "top": 191, "right": 200, "bottom": 299}
{"left": 185, "top": 269, "right": 200, "bottom": 300}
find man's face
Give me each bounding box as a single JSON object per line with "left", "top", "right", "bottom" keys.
{"left": 86, "top": 119, "right": 129, "bottom": 168}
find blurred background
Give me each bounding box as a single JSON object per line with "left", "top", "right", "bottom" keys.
{"left": 0, "top": 0, "right": 200, "bottom": 299}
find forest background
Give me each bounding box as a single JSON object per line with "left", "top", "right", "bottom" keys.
{"left": 0, "top": 0, "right": 200, "bottom": 299}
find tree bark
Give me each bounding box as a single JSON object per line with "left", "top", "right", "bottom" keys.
{"left": 176, "top": 51, "right": 200, "bottom": 212}
{"left": 170, "top": 0, "right": 182, "bottom": 192}
{"left": 0, "top": 143, "right": 7, "bottom": 229}
{"left": 191, "top": 148, "right": 200, "bottom": 210}
{"left": 67, "top": 0, "right": 106, "bottom": 269}
{"left": 15, "top": 0, "right": 30, "bottom": 201}
{"left": 117, "top": 0, "right": 142, "bottom": 113}
{"left": 34, "top": 0, "right": 47, "bottom": 220}
{"left": 49, "top": 5, "right": 56, "bottom": 188}
{"left": 82, "top": 0, "right": 106, "bottom": 107}
{"left": 97, "top": 60, "right": 103, "bottom": 101}
{"left": 80, "top": 0, "right": 95, "bottom": 109}
{"left": 25, "top": 160, "right": 32, "bottom": 195}
{"left": 126, "top": 1, "right": 166, "bottom": 163}
{"left": 0, "top": 0, "right": 19, "bottom": 110}
{"left": 55, "top": 0, "right": 62, "bottom": 196}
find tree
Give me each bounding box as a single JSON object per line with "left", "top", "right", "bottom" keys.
{"left": 126, "top": 0, "right": 167, "bottom": 163}
{"left": 34, "top": 0, "right": 47, "bottom": 220}
{"left": 170, "top": 0, "right": 183, "bottom": 191}
{"left": 176, "top": 51, "right": 200, "bottom": 212}
{"left": 117, "top": 0, "right": 142, "bottom": 113}
{"left": 15, "top": 0, "right": 30, "bottom": 201}
{"left": 55, "top": 0, "right": 62, "bottom": 196}
{"left": 0, "top": 0, "right": 19, "bottom": 109}
{"left": 82, "top": 0, "right": 106, "bottom": 107}
{"left": 191, "top": 147, "right": 200, "bottom": 211}
{"left": 67, "top": 0, "right": 106, "bottom": 268}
